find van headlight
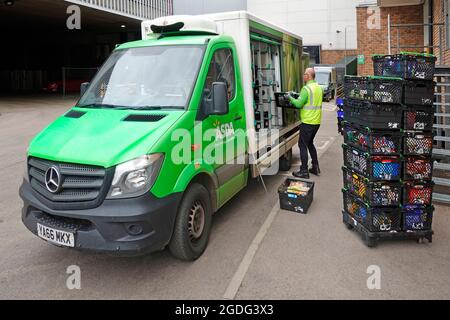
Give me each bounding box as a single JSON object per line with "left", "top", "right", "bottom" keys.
{"left": 107, "top": 154, "right": 164, "bottom": 199}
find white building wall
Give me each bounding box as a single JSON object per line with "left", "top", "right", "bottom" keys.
{"left": 247, "top": 0, "right": 359, "bottom": 50}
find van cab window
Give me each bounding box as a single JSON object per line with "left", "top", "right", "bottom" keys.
{"left": 203, "top": 48, "right": 236, "bottom": 101}
{"left": 78, "top": 45, "right": 204, "bottom": 109}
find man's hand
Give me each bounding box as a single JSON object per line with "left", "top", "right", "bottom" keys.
{"left": 287, "top": 91, "right": 299, "bottom": 99}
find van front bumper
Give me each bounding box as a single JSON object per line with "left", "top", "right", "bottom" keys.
{"left": 19, "top": 180, "right": 182, "bottom": 256}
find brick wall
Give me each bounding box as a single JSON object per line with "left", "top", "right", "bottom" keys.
{"left": 321, "top": 50, "right": 359, "bottom": 65}
{"left": 356, "top": 5, "right": 424, "bottom": 75}
{"left": 432, "top": 0, "right": 450, "bottom": 65}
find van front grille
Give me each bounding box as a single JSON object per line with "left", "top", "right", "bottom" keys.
{"left": 28, "top": 157, "right": 112, "bottom": 209}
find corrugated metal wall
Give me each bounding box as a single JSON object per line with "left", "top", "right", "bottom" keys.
{"left": 65, "top": 0, "right": 173, "bottom": 20}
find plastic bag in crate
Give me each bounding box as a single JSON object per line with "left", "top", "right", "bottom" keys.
{"left": 404, "top": 132, "right": 433, "bottom": 156}
{"left": 404, "top": 52, "right": 436, "bottom": 81}
{"left": 403, "top": 205, "right": 434, "bottom": 231}
{"left": 344, "top": 124, "right": 400, "bottom": 155}
{"left": 343, "top": 145, "right": 368, "bottom": 174}
{"left": 372, "top": 157, "right": 401, "bottom": 181}
{"left": 342, "top": 191, "right": 367, "bottom": 222}
{"left": 344, "top": 76, "right": 369, "bottom": 100}
{"left": 404, "top": 109, "right": 434, "bottom": 131}
{"left": 372, "top": 54, "right": 404, "bottom": 78}
{"left": 369, "top": 209, "right": 401, "bottom": 232}
{"left": 343, "top": 167, "right": 401, "bottom": 206}
{"left": 370, "top": 76, "right": 403, "bottom": 104}
{"left": 403, "top": 181, "right": 434, "bottom": 205}
{"left": 403, "top": 156, "right": 433, "bottom": 180}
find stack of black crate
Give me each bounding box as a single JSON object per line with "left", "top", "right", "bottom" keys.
{"left": 341, "top": 75, "right": 405, "bottom": 247}
{"left": 374, "top": 53, "right": 436, "bottom": 244}
{"left": 341, "top": 53, "right": 436, "bottom": 247}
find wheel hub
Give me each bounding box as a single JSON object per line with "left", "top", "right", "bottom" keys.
{"left": 188, "top": 200, "right": 205, "bottom": 241}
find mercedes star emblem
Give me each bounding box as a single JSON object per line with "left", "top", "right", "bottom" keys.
{"left": 45, "top": 166, "right": 61, "bottom": 193}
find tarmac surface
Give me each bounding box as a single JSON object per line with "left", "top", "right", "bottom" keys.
{"left": 0, "top": 95, "right": 449, "bottom": 299}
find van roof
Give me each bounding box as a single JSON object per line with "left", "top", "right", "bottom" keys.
{"left": 116, "top": 34, "right": 217, "bottom": 50}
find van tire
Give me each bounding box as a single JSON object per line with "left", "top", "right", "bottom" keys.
{"left": 279, "top": 149, "right": 292, "bottom": 171}
{"left": 169, "top": 183, "right": 212, "bottom": 261}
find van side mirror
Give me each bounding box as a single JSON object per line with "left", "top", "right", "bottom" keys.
{"left": 80, "top": 82, "right": 90, "bottom": 97}
{"left": 210, "top": 82, "right": 229, "bottom": 115}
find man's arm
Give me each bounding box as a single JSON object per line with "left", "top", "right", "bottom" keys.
{"left": 288, "top": 87, "right": 308, "bottom": 109}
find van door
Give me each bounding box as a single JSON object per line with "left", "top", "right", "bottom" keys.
{"left": 198, "top": 45, "right": 247, "bottom": 207}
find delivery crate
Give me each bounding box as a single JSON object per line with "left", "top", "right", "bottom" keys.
{"left": 403, "top": 156, "right": 433, "bottom": 181}
{"left": 343, "top": 123, "right": 402, "bottom": 155}
{"left": 342, "top": 167, "right": 402, "bottom": 207}
{"left": 278, "top": 178, "right": 314, "bottom": 214}
{"left": 343, "top": 144, "right": 401, "bottom": 181}
{"left": 372, "top": 54, "right": 404, "bottom": 78}
{"left": 404, "top": 52, "right": 437, "bottom": 81}
{"left": 403, "top": 181, "right": 434, "bottom": 206}
{"left": 403, "top": 131, "right": 434, "bottom": 156}
{"left": 274, "top": 92, "right": 297, "bottom": 108}
{"left": 403, "top": 107, "right": 434, "bottom": 131}
{"left": 343, "top": 191, "right": 402, "bottom": 232}
{"left": 373, "top": 53, "right": 436, "bottom": 81}
{"left": 344, "top": 99, "right": 402, "bottom": 130}
{"left": 402, "top": 205, "right": 434, "bottom": 231}
{"left": 344, "top": 76, "right": 403, "bottom": 104}
{"left": 404, "top": 80, "right": 435, "bottom": 106}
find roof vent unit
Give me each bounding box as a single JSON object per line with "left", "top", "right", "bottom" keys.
{"left": 141, "top": 15, "right": 218, "bottom": 40}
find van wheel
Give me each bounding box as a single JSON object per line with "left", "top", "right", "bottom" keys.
{"left": 169, "top": 183, "right": 212, "bottom": 261}
{"left": 279, "top": 149, "right": 292, "bottom": 171}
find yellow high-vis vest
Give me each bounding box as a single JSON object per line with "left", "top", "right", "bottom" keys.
{"left": 301, "top": 81, "right": 323, "bottom": 125}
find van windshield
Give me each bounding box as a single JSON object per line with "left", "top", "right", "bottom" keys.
{"left": 315, "top": 72, "right": 330, "bottom": 86}
{"left": 78, "top": 45, "right": 204, "bottom": 109}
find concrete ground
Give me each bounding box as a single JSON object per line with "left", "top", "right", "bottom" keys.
{"left": 0, "top": 95, "right": 449, "bottom": 300}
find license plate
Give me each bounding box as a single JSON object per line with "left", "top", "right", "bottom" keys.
{"left": 37, "top": 223, "right": 75, "bottom": 247}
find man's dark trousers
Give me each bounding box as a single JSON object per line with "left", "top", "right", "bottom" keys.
{"left": 299, "top": 123, "right": 320, "bottom": 171}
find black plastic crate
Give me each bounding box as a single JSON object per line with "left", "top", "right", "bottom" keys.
{"left": 344, "top": 99, "right": 402, "bottom": 130}
{"left": 275, "top": 92, "right": 295, "bottom": 108}
{"left": 403, "top": 181, "right": 434, "bottom": 206}
{"left": 278, "top": 178, "right": 314, "bottom": 214}
{"left": 403, "top": 107, "right": 434, "bottom": 131}
{"left": 403, "top": 156, "right": 433, "bottom": 181}
{"left": 344, "top": 76, "right": 369, "bottom": 101}
{"left": 373, "top": 52, "right": 437, "bottom": 81}
{"left": 402, "top": 205, "right": 434, "bottom": 231}
{"left": 373, "top": 54, "right": 404, "bottom": 78}
{"left": 343, "top": 144, "right": 401, "bottom": 181}
{"left": 342, "top": 167, "right": 402, "bottom": 207}
{"left": 404, "top": 80, "right": 435, "bottom": 106}
{"left": 371, "top": 76, "right": 403, "bottom": 104}
{"left": 404, "top": 52, "right": 436, "bottom": 81}
{"left": 343, "top": 191, "right": 402, "bottom": 232}
{"left": 343, "top": 123, "right": 402, "bottom": 155}
{"left": 403, "top": 131, "right": 434, "bottom": 156}
{"left": 344, "top": 76, "right": 403, "bottom": 104}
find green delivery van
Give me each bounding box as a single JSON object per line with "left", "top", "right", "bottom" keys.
{"left": 19, "top": 11, "right": 305, "bottom": 260}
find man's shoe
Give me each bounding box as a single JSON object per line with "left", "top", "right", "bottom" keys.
{"left": 293, "top": 170, "right": 310, "bottom": 179}
{"left": 309, "top": 166, "right": 321, "bottom": 176}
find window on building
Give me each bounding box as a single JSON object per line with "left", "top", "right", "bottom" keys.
{"left": 446, "top": 0, "right": 450, "bottom": 49}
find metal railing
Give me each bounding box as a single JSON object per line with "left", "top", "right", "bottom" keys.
{"left": 65, "top": 0, "right": 173, "bottom": 20}
{"left": 433, "top": 67, "right": 450, "bottom": 204}
{"left": 387, "top": 19, "right": 445, "bottom": 65}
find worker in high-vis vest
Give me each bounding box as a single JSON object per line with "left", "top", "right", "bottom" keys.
{"left": 288, "top": 67, "right": 324, "bottom": 179}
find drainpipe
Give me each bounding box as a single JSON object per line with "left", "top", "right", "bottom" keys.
{"left": 429, "top": 0, "right": 434, "bottom": 55}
